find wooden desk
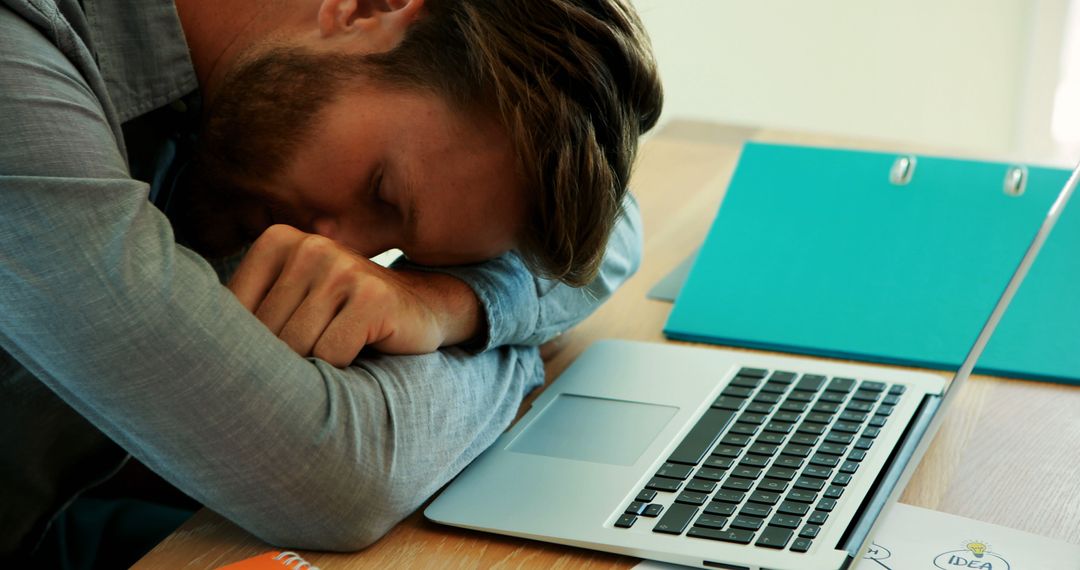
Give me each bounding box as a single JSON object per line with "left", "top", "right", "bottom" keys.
{"left": 136, "top": 121, "right": 1080, "bottom": 568}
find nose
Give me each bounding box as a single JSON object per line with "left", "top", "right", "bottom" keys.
{"left": 311, "top": 217, "right": 339, "bottom": 240}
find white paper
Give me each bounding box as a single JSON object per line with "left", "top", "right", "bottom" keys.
{"left": 632, "top": 502, "right": 1080, "bottom": 569}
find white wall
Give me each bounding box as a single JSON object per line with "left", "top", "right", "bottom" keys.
{"left": 635, "top": 0, "right": 1070, "bottom": 160}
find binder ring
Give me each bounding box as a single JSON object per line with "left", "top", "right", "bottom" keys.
{"left": 1004, "top": 166, "right": 1027, "bottom": 197}
{"left": 890, "top": 155, "right": 917, "bottom": 186}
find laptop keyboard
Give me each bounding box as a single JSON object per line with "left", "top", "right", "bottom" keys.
{"left": 613, "top": 367, "right": 905, "bottom": 553}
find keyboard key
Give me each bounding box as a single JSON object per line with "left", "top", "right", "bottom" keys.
{"left": 730, "top": 376, "right": 762, "bottom": 389}
{"left": 655, "top": 463, "right": 694, "bottom": 480}
{"left": 730, "top": 515, "right": 764, "bottom": 531}
{"left": 748, "top": 490, "right": 781, "bottom": 505}
{"left": 676, "top": 491, "right": 710, "bottom": 506}
{"left": 739, "top": 455, "right": 770, "bottom": 468}
{"left": 832, "top": 421, "right": 861, "bottom": 434}
{"left": 758, "top": 432, "right": 787, "bottom": 445}
{"left": 764, "top": 467, "right": 797, "bottom": 481}
{"left": 730, "top": 423, "right": 759, "bottom": 436}
{"left": 826, "top": 377, "right": 856, "bottom": 392}
{"left": 824, "top": 485, "right": 844, "bottom": 499}
{"left": 654, "top": 503, "right": 698, "bottom": 535}
{"left": 779, "top": 401, "right": 808, "bottom": 413}
{"left": 791, "top": 537, "right": 813, "bottom": 553}
{"left": 752, "top": 392, "right": 783, "bottom": 405}
{"left": 847, "top": 449, "right": 867, "bottom": 462}
{"left": 721, "top": 386, "right": 754, "bottom": 399}
{"left": 810, "top": 454, "right": 840, "bottom": 468}
{"left": 694, "top": 514, "right": 728, "bottom": 529}
{"left": 796, "top": 423, "right": 826, "bottom": 435}
{"left": 712, "top": 444, "right": 742, "bottom": 458}
{"left": 794, "top": 476, "right": 826, "bottom": 492}
{"left": 738, "top": 367, "right": 768, "bottom": 378}
{"left": 757, "top": 478, "right": 789, "bottom": 493}
{"left": 740, "top": 503, "right": 772, "bottom": 518}
{"left": 804, "top": 465, "right": 833, "bottom": 479}
{"left": 862, "top": 427, "right": 881, "bottom": 439}
{"left": 760, "top": 381, "right": 788, "bottom": 394}
{"left": 636, "top": 489, "right": 657, "bottom": 502}
{"left": 712, "top": 396, "right": 746, "bottom": 411}
{"left": 805, "top": 412, "right": 833, "bottom": 424}
{"left": 851, "top": 389, "right": 880, "bottom": 403}
{"left": 687, "top": 527, "right": 754, "bottom": 544}
{"left": 812, "top": 401, "right": 841, "bottom": 414}
{"left": 808, "top": 510, "right": 829, "bottom": 525}
{"left": 777, "top": 501, "right": 810, "bottom": 516}
{"left": 781, "top": 444, "right": 812, "bottom": 458}
{"left": 795, "top": 374, "right": 826, "bottom": 392}
{"left": 722, "top": 478, "right": 754, "bottom": 492}
{"left": 832, "top": 473, "right": 853, "bottom": 486}
{"left": 818, "top": 443, "right": 847, "bottom": 456}
{"left": 625, "top": 501, "right": 647, "bottom": 515}
{"left": 748, "top": 443, "right": 779, "bottom": 456}
{"left": 773, "top": 411, "right": 802, "bottom": 423}
{"left": 646, "top": 477, "right": 682, "bottom": 493}
{"left": 860, "top": 381, "right": 887, "bottom": 392}
{"left": 888, "top": 384, "right": 906, "bottom": 395}
{"left": 764, "top": 421, "right": 794, "bottom": 434}
{"left": 704, "top": 456, "right": 735, "bottom": 470}
{"left": 839, "top": 410, "right": 868, "bottom": 423}
{"left": 769, "top": 514, "right": 802, "bottom": 529}
{"left": 876, "top": 405, "right": 895, "bottom": 417}
{"left": 746, "top": 402, "right": 775, "bottom": 414}
{"left": 840, "top": 460, "right": 860, "bottom": 474}
{"left": 720, "top": 433, "right": 752, "bottom": 447}
{"left": 774, "top": 456, "right": 805, "bottom": 469}
{"left": 643, "top": 504, "right": 664, "bottom": 517}
{"left": 713, "top": 490, "right": 745, "bottom": 504}
{"left": 705, "top": 502, "right": 737, "bottom": 517}
{"left": 790, "top": 434, "right": 819, "bottom": 447}
{"left": 756, "top": 525, "right": 794, "bottom": 549}
{"left": 818, "top": 392, "right": 846, "bottom": 403}
{"left": 817, "top": 498, "right": 837, "bottom": 512}
{"left": 869, "top": 416, "right": 888, "bottom": 428}
{"left": 695, "top": 468, "right": 726, "bottom": 482}
{"left": 669, "top": 409, "right": 737, "bottom": 465}
{"left": 799, "top": 524, "right": 821, "bottom": 538}
{"left": 615, "top": 513, "right": 637, "bottom": 528}
{"left": 855, "top": 437, "right": 874, "bottom": 451}
{"left": 738, "top": 412, "right": 768, "bottom": 425}
{"left": 686, "top": 479, "right": 717, "bottom": 493}
{"left": 770, "top": 371, "right": 797, "bottom": 384}
{"left": 825, "top": 432, "right": 854, "bottom": 445}
{"left": 845, "top": 401, "right": 874, "bottom": 413}
{"left": 786, "top": 390, "right": 816, "bottom": 402}
{"left": 731, "top": 466, "right": 762, "bottom": 480}
{"left": 786, "top": 490, "right": 817, "bottom": 503}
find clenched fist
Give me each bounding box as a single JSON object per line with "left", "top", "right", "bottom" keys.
{"left": 228, "top": 224, "right": 480, "bottom": 367}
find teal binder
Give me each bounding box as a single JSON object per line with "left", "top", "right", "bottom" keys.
{"left": 664, "top": 142, "right": 1080, "bottom": 385}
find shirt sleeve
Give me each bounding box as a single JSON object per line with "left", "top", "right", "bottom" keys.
{"left": 395, "top": 193, "right": 644, "bottom": 352}
{"left": 0, "top": 9, "right": 543, "bottom": 551}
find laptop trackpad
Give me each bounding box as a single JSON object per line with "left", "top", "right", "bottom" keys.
{"left": 508, "top": 394, "right": 678, "bottom": 466}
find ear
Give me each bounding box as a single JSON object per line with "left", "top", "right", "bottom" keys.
{"left": 317, "top": 0, "right": 425, "bottom": 41}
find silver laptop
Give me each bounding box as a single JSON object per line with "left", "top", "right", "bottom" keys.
{"left": 426, "top": 159, "right": 1080, "bottom": 570}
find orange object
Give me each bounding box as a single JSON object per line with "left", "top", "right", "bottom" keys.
{"left": 216, "top": 550, "right": 321, "bottom": 570}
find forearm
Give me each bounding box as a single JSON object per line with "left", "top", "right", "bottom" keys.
{"left": 398, "top": 193, "right": 644, "bottom": 350}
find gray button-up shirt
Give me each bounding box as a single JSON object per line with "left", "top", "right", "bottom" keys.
{"left": 0, "top": 0, "right": 642, "bottom": 553}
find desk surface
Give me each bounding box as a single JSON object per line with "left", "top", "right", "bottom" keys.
{"left": 136, "top": 122, "right": 1080, "bottom": 569}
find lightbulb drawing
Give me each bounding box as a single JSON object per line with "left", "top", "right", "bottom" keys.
{"left": 965, "top": 541, "right": 988, "bottom": 558}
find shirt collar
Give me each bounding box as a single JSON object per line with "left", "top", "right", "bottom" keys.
{"left": 82, "top": 0, "right": 198, "bottom": 123}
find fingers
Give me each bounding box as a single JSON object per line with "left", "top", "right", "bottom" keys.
{"left": 278, "top": 289, "right": 342, "bottom": 357}
{"left": 311, "top": 297, "right": 380, "bottom": 368}
{"left": 228, "top": 224, "right": 301, "bottom": 312}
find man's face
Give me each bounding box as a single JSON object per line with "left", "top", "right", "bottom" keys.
{"left": 189, "top": 48, "right": 527, "bottom": 267}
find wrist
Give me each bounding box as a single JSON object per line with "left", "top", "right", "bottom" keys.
{"left": 397, "top": 270, "right": 481, "bottom": 347}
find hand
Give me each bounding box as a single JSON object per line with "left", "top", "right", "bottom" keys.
{"left": 227, "top": 224, "right": 480, "bottom": 366}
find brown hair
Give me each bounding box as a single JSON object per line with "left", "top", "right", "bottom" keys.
{"left": 363, "top": 0, "right": 663, "bottom": 286}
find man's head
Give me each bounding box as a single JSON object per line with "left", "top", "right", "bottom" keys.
{"left": 188, "top": 0, "right": 663, "bottom": 286}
